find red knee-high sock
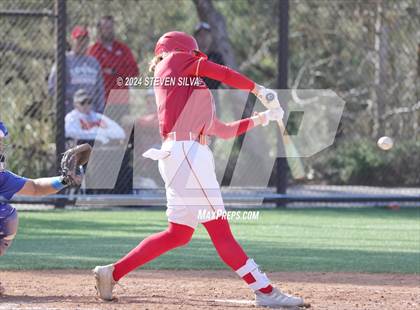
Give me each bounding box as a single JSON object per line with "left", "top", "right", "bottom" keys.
{"left": 202, "top": 218, "right": 273, "bottom": 294}
{"left": 113, "top": 222, "right": 194, "bottom": 281}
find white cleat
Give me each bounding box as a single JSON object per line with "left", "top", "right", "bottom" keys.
{"left": 255, "top": 287, "right": 306, "bottom": 308}
{"left": 93, "top": 264, "right": 117, "bottom": 301}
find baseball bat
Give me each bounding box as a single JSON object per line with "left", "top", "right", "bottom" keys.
{"left": 265, "top": 93, "right": 306, "bottom": 180}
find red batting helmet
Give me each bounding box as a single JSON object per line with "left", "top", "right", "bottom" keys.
{"left": 154, "top": 31, "right": 207, "bottom": 58}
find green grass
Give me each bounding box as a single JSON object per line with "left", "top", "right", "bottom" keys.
{"left": 1, "top": 208, "right": 419, "bottom": 273}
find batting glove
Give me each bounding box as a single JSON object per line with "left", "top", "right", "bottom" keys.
{"left": 259, "top": 108, "right": 284, "bottom": 127}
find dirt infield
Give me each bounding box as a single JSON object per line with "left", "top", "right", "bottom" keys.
{"left": 0, "top": 270, "right": 419, "bottom": 309}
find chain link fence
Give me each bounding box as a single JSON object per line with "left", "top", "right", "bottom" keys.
{"left": 289, "top": 0, "right": 420, "bottom": 191}
{"left": 1, "top": 0, "right": 419, "bottom": 205}
{"left": 1, "top": 1, "right": 56, "bottom": 177}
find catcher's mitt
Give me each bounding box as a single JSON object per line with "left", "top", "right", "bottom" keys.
{"left": 61, "top": 143, "right": 92, "bottom": 187}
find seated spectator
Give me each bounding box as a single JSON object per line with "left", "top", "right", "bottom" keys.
{"left": 65, "top": 89, "right": 125, "bottom": 144}
{"left": 49, "top": 26, "right": 105, "bottom": 114}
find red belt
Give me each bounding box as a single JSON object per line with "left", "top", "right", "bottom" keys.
{"left": 164, "top": 132, "right": 209, "bottom": 145}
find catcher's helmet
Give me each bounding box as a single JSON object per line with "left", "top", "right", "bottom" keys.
{"left": 154, "top": 31, "right": 207, "bottom": 58}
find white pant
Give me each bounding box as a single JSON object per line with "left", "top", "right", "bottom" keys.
{"left": 158, "top": 140, "right": 225, "bottom": 228}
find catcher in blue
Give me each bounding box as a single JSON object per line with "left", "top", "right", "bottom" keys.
{"left": 0, "top": 121, "right": 91, "bottom": 294}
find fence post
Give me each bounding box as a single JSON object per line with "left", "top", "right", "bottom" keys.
{"left": 276, "top": 0, "right": 289, "bottom": 200}
{"left": 55, "top": 0, "right": 66, "bottom": 173}
{"left": 221, "top": 94, "right": 256, "bottom": 186}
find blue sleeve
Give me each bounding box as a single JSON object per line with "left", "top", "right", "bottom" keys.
{"left": 0, "top": 171, "right": 27, "bottom": 201}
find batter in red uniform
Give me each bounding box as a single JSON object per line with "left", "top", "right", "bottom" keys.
{"left": 94, "top": 31, "right": 306, "bottom": 308}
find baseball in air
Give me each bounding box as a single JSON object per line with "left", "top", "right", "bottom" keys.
{"left": 377, "top": 136, "right": 393, "bottom": 150}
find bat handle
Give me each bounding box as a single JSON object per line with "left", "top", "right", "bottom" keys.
{"left": 277, "top": 120, "right": 288, "bottom": 143}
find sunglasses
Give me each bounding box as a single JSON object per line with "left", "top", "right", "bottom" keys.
{"left": 79, "top": 99, "right": 92, "bottom": 106}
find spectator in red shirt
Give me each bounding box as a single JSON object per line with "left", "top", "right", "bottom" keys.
{"left": 88, "top": 15, "right": 139, "bottom": 106}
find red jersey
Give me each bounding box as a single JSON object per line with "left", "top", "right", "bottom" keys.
{"left": 154, "top": 52, "right": 256, "bottom": 140}
{"left": 88, "top": 40, "right": 139, "bottom": 104}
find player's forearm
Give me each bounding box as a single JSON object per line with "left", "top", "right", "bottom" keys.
{"left": 19, "top": 177, "right": 67, "bottom": 196}
{"left": 251, "top": 114, "right": 265, "bottom": 126}
{"left": 209, "top": 118, "right": 259, "bottom": 140}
